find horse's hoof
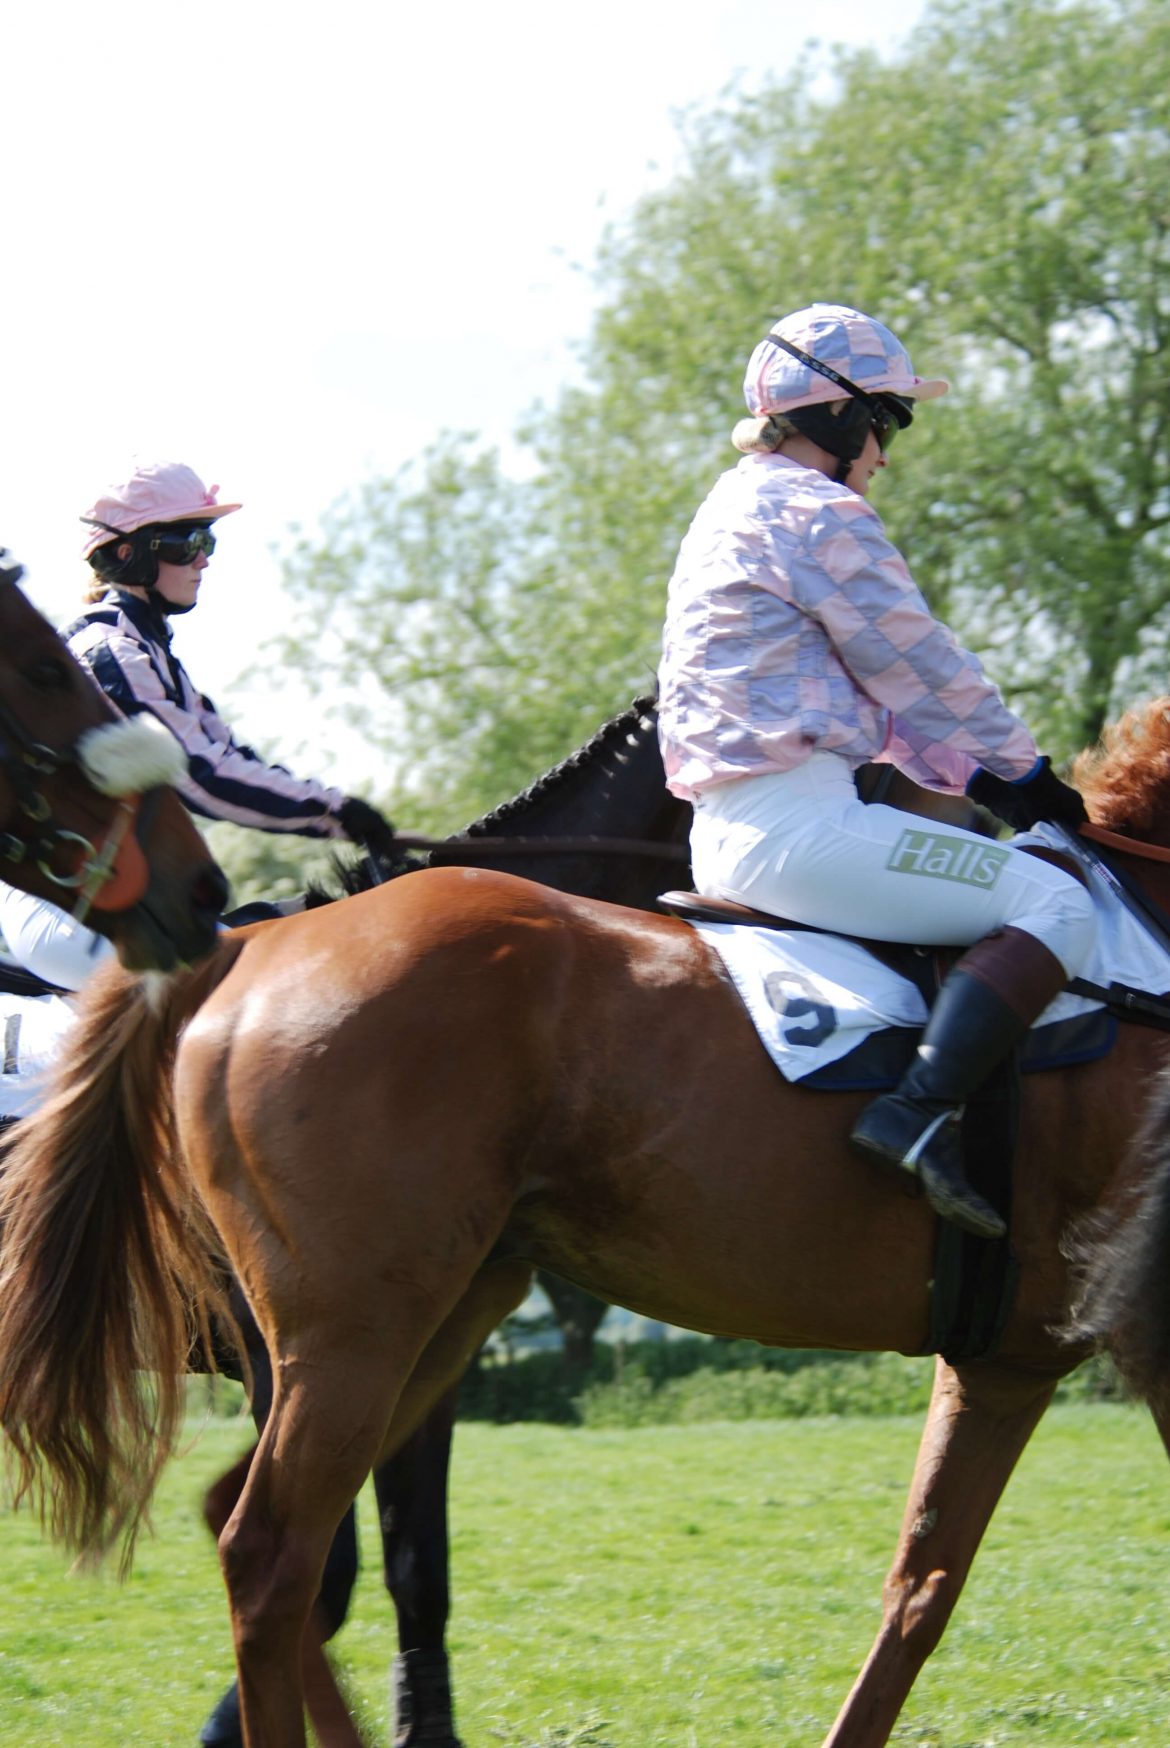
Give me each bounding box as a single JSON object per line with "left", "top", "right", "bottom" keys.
{"left": 392, "top": 1650, "right": 465, "bottom": 1748}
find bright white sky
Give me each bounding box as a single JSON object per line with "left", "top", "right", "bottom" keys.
{"left": 3, "top": 0, "right": 924, "bottom": 784}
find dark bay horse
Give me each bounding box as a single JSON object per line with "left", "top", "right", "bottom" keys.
{"left": 7, "top": 700, "right": 1170, "bottom": 1747}
{"left": 0, "top": 555, "right": 225, "bottom": 967}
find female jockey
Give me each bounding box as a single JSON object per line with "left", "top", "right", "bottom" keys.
{"left": 68, "top": 458, "right": 394, "bottom": 857}
{"left": 657, "top": 303, "right": 1095, "bottom": 1240}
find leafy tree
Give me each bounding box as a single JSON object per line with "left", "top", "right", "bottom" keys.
{"left": 263, "top": 438, "right": 562, "bottom": 832}
{"left": 203, "top": 819, "right": 342, "bottom": 909}
{"left": 267, "top": 0, "right": 1170, "bottom": 810}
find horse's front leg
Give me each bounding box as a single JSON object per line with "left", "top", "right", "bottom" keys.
{"left": 373, "top": 1388, "right": 464, "bottom": 1748}
{"left": 820, "top": 1355, "right": 1057, "bottom": 1748}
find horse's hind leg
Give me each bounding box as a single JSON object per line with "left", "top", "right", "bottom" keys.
{"left": 200, "top": 1296, "right": 363, "bottom": 1748}
{"left": 204, "top": 1443, "right": 366, "bottom": 1748}
{"left": 221, "top": 1353, "right": 408, "bottom": 1748}
{"left": 820, "top": 1356, "right": 1057, "bottom": 1748}
{"left": 222, "top": 1263, "right": 530, "bottom": 1748}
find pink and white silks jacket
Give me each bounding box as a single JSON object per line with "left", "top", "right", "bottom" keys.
{"left": 658, "top": 453, "right": 1038, "bottom": 802}
{"left": 62, "top": 589, "right": 348, "bottom": 838}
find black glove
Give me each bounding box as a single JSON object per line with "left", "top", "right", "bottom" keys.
{"left": 337, "top": 795, "right": 397, "bottom": 858}
{"left": 966, "top": 756, "right": 1088, "bottom": 831}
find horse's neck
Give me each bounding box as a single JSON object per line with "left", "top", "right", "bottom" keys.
{"left": 457, "top": 725, "right": 689, "bottom": 907}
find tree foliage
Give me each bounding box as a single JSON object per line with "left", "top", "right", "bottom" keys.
{"left": 267, "top": 0, "right": 1170, "bottom": 819}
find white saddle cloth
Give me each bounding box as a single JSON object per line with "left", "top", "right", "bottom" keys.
{"left": 689, "top": 826, "right": 1170, "bottom": 1083}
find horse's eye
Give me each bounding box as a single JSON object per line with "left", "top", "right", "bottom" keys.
{"left": 24, "top": 657, "right": 73, "bottom": 693}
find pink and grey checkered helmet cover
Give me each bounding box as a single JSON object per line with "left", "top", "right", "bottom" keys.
{"left": 744, "top": 303, "right": 948, "bottom": 418}
{"left": 80, "top": 460, "right": 241, "bottom": 559}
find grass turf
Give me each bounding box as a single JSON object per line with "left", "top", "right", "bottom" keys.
{"left": 1, "top": 1403, "right": 1168, "bottom": 1746}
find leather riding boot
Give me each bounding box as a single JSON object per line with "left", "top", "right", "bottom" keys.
{"left": 850, "top": 928, "right": 1068, "bottom": 1240}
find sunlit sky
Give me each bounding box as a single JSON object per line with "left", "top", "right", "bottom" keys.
{"left": 4, "top": 0, "right": 924, "bottom": 785}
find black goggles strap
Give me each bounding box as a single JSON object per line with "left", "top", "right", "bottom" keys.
{"left": 759, "top": 333, "right": 883, "bottom": 416}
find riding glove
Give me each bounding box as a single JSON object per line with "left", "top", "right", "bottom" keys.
{"left": 966, "top": 757, "right": 1088, "bottom": 831}
{"left": 337, "top": 795, "right": 397, "bottom": 858}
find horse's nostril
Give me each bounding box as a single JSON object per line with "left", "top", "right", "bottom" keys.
{"left": 194, "top": 864, "right": 230, "bottom": 915}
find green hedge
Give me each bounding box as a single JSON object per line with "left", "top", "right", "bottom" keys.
{"left": 185, "top": 1336, "right": 1127, "bottom": 1427}
{"left": 457, "top": 1337, "right": 1126, "bottom": 1427}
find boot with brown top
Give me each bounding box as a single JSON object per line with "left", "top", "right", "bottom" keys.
{"left": 849, "top": 927, "right": 1069, "bottom": 1239}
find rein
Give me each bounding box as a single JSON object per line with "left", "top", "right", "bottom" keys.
{"left": 1080, "top": 822, "right": 1170, "bottom": 865}
{"left": 391, "top": 832, "right": 690, "bottom": 862}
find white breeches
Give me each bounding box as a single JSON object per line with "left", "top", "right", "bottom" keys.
{"left": 690, "top": 753, "right": 1096, "bottom": 978}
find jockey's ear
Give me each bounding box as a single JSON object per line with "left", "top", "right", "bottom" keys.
{"left": 116, "top": 542, "right": 135, "bottom": 563}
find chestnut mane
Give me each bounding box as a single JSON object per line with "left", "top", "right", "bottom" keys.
{"left": 1070, "top": 696, "right": 1170, "bottom": 842}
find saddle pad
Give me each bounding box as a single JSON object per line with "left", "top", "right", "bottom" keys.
{"left": 690, "top": 825, "right": 1170, "bottom": 1084}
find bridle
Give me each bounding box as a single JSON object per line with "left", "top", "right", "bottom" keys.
{"left": 0, "top": 688, "right": 154, "bottom": 922}
{"left": 0, "top": 560, "right": 186, "bottom": 921}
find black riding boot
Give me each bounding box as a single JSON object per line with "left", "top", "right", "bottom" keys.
{"left": 850, "top": 928, "right": 1068, "bottom": 1239}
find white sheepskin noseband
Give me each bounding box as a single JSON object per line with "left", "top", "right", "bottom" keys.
{"left": 76, "top": 712, "right": 187, "bottom": 796}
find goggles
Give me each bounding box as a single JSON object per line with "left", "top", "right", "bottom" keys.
{"left": 869, "top": 400, "right": 900, "bottom": 454}
{"left": 145, "top": 524, "right": 216, "bottom": 566}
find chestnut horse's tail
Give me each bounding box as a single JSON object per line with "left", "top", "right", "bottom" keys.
{"left": 1068, "top": 1072, "right": 1170, "bottom": 1408}
{"left": 0, "top": 942, "right": 239, "bottom": 1567}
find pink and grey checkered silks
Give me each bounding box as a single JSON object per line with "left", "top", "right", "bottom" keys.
{"left": 657, "top": 306, "right": 1034, "bottom": 803}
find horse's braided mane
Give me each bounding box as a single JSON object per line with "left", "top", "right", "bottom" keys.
{"left": 459, "top": 693, "right": 657, "bottom": 837}
{"left": 305, "top": 694, "right": 660, "bottom": 904}
{"left": 1070, "top": 695, "right": 1170, "bottom": 839}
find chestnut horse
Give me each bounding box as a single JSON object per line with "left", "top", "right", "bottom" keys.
{"left": 199, "top": 695, "right": 691, "bottom": 1748}
{"left": 6, "top": 700, "right": 1170, "bottom": 1748}
{"left": 0, "top": 554, "right": 224, "bottom": 967}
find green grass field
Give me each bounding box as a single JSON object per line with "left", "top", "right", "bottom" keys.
{"left": 2, "top": 1404, "right": 1168, "bottom": 1747}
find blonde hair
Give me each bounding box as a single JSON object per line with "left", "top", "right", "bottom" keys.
{"left": 731, "top": 413, "right": 799, "bottom": 454}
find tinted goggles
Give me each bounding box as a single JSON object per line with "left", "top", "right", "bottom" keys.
{"left": 146, "top": 524, "right": 216, "bottom": 565}
{"left": 869, "top": 401, "right": 900, "bottom": 454}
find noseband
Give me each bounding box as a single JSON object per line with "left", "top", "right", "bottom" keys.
{"left": 0, "top": 690, "right": 149, "bottom": 920}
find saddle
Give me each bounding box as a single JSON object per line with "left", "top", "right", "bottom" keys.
{"left": 659, "top": 883, "right": 1043, "bottom": 1362}
{"left": 656, "top": 770, "right": 1110, "bottom": 1366}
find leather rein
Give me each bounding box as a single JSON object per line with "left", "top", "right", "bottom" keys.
{"left": 380, "top": 817, "right": 1170, "bottom": 871}
{"left": 389, "top": 831, "right": 690, "bottom": 862}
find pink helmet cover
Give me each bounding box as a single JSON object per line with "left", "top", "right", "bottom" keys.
{"left": 81, "top": 461, "right": 241, "bottom": 559}
{"left": 744, "top": 303, "right": 948, "bottom": 418}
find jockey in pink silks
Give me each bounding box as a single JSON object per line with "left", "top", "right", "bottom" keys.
{"left": 658, "top": 303, "right": 1094, "bottom": 1240}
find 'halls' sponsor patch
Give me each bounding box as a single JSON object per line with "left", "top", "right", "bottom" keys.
{"left": 886, "top": 829, "right": 1008, "bottom": 888}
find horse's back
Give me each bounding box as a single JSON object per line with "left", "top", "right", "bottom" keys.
{"left": 170, "top": 868, "right": 941, "bottom": 1358}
